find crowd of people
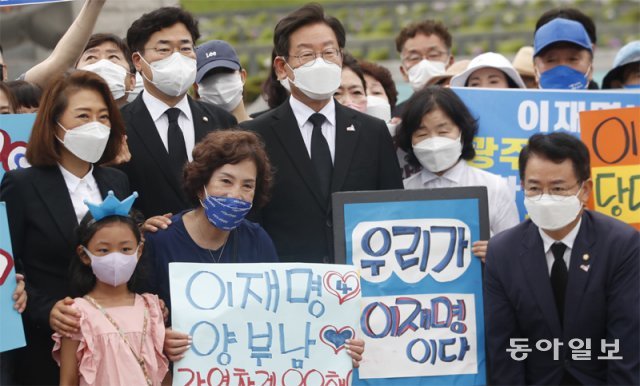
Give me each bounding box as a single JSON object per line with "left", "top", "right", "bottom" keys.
{"left": 0, "top": 1, "right": 638, "bottom": 385}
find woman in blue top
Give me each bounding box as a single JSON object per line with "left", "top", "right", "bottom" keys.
{"left": 144, "top": 129, "right": 278, "bottom": 307}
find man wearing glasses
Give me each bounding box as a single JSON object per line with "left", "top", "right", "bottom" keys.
{"left": 119, "top": 7, "right": 236, "bottom": 218}
{"left": 241, "top": 3, "right": 402, "bottom": 264}
{"left": 484, "top": 132, "right": 638, "bottom": 385}
{"left": 393, "top": 20, "right": 455, "bottom": 117}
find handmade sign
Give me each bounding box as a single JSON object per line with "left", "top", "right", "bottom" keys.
{"left": 333, "top": 187, "right": 490, "bottom": 385}
{"left": 170, "top": 262, "right": 361, "bottom": 386}
{"left": 0, "top": 114, "right": 34, "bottom": 181}
{"left": 580, "top": 107, "right": 640, "bottom": 229}
{"left": 453, "top": 88, "right": 640, "bottom": 220}
{"left": 0, "top": 202, "right": 26, "bottom": 352}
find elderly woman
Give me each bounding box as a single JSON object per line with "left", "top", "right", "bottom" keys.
{"left": 396, "top": 86, "right": 520, "bottom": 261}
{"left": 450, "top": 52, "right": 526, "bottom": 89}
{"left": 334, "top": 52, "right": 368, "bottom": 113}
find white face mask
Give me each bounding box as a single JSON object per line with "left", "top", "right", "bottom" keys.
{"left": 279, "top": 78, "right": 291, "bottom": 92}
{"left": 139, "top": 52, "right": 196, "bottom": 97}
{"left": 127, "top": 73, "right": 144, "bottom": 102}
{"left": 524, "top": 188, "right": 584, "bottom": 231}
{"left": 286, "top": 59, "right": 342, "bottom": 100}
{"left": 84, "top": 247, "right": 139, "bottom": 287}
{"left": 365, "top": 95, "right": 391, "bottom": 122}
{"left": 57, "top": 121, "right": 111, "bottom": 163}
{"left": 407, "top": 59, "right": 446, "bottom": 92}
{"left": 198, "top": 72, "right": 244, "bottom": 112}
{"left": 80, "top": 59, "right": 129, "bottom": 100}
{"left": 413, "top": 135, "right": 462, "bottom": 173}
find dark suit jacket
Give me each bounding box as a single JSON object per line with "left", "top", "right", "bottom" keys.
{"left": 484, "top": 210, "right": 639, "bottom": 385}
{"left": 119, "top": 93, "right": 237, "bottom": 218}
{"left": 0, "top": 165, "right": 130, "bottom": 385}
{"left": 240, "top": 100, "right": 403, "bottom": 263}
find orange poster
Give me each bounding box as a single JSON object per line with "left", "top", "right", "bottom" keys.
{"left": 580, "top": 107, "right": 640, "bottom": 229}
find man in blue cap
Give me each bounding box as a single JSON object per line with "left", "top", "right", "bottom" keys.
{"left": 533, "top": 18, "right": 594, "bottom": 90}
{"left": 195, "top": 40, "right": 251, "bottom": 122}
{"left": 602, "top": 41, "right": 640, "bottom": 89}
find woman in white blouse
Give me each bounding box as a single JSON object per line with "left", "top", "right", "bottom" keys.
{"left": 395, "top": 86, "right": 520, "bottom": 261}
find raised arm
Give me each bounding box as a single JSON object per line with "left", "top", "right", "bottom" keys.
{"left": 24, "top": 0, "right": 106, "bottom": 89}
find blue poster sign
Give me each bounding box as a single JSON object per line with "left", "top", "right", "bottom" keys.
{"left": 452, "top": 88, "right": 640, "bottom": 220}
{"left": 333, "top": 187, "right": 490, "bottom": 385}
{"left": 0, "top": 114, "right": 34, "bottom": 182}
{"left": 0, "top": 0, "right": 70, "bottom": 6}
{"left": 0, "top": 202, "right": 26, "bottom": 352}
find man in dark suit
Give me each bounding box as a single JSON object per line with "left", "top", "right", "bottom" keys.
{"left": 241, "top": 4, "right": 402, "bottom": 263}
{"left": 120, "top": 7, "right": 236, "bottom": 218}
{"left": 484, "top": 133, "right": 639, "bottom": 385}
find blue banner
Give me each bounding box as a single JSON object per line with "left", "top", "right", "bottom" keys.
{"left": 0, "top": 0, "right": 70, "bottom": 6}
{"left": 0, "top": 114, "right": 34, "bottom": 182}
{"left": 0, "top": 202, "right": 26, "bottom": 352}
{"left": 333, "top": 187, "right": 489, "bottom": 385}
{"left": 452, "top": 88, "right": 640, "bottom": 220}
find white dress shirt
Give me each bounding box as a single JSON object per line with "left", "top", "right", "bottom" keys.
{"left": 58, "top": 164, "right": 103, "bottom": 224}
{"left": 538, "top": 218, "right": 582, "bottom": 276}
{"left": 403, "top": 160, "right": 520, "bottom": 235}
{"left": 289, "top": 95, "right": 336, "bottom": 163}
{"left": 142, "top": 90, "right": 195, "bottom": 161}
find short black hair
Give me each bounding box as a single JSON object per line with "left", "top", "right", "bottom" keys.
{"left": 6, "top": 80, "right": 42, "bottom": 110}
{"left": 69, "top": 209, "right": 145, "bottom": 297}
{"left": 535, "top": 7, "right": 597, "bottom": 45}
{"left": 396, "top": 86, "right": 477, "bottom": 168}
{"left": 518, "top": 132, "right": 591, "bottom": 182}
{"left": 82, "top": 33, "right": 135, "bottom": 73}
{"left": 126, "top": 7, "right": 200, "bottom": 55}
{"left": 273, "top": 3, "right": 346, "bottom": 57}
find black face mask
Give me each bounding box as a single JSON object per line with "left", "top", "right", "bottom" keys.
{"left": 0, "top": 64, "right": 4, "bottom": 81}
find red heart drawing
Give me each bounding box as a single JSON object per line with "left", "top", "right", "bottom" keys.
{"left": 319, "top": 325, "right": 355, "bottom": 354}
{"left": 323, "top": 271, "right": 360, "bottom": 304}
{"left": 0, "top": 248, "right": 14, "bottom": 286}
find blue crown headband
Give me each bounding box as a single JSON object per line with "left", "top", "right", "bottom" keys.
{"left": 84, "top": 191, "right": 138, "bottom": 221}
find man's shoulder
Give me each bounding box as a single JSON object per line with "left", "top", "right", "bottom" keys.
{"left": 586, "top": 210, "right": 638, "bottom": 242}
{"left": 489, "top": 219, "right": 533, "bottom": 249}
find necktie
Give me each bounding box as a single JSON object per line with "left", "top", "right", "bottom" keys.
{"left": 166, "top": 108, "right": 188, "bottom": 178}
{"left": 308, "top": 113, "right": 332, "bottom": 200}
{"left": 550, "top": 242, "right": 568, "bottom": 324}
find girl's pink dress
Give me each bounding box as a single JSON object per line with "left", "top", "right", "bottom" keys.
{"left": 53, "top": 293, "right": 168, "bottom": 386}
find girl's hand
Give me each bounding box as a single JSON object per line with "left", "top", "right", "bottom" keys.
{"left": 142, "top": 213, "right": 173, "bottom": 233}
{"left": 472, "top": 240, "right": 488, "bottom": 264}
{"left": 164, "top": 328, "right": 192, "bottom": 362}
{"left": 345, "top": 338, "right": 365, "bottom": 368}
{"left": 50, "top": 297, "right": 80, "bottom": 337}
{"left": 13, "top": 274, "right": 27, "bottom": 313}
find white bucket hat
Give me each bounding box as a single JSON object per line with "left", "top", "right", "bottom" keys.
{"left": 450, "top": 52, "right": 526, "bottom": 88}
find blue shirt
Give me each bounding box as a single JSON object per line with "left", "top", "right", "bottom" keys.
{"left": 143, "top": 211, "right": 279, "bottom": 308}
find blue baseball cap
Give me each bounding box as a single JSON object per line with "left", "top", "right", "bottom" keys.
{"left": 534, "top": 18, "right": 592, "bottom": 57}
{"left": 196, "top": 40, "right": 241, "bottom": 83}
{"left": 603, "top": 41, "right": 640, "bottom": 88}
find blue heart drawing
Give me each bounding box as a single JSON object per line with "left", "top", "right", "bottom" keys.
{"left": 320, "top": 325, "right": 354, "bottom": 353}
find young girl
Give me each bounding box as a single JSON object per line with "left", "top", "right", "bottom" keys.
{"left": 53, "top": 192, "right": 168, "bottom": 386}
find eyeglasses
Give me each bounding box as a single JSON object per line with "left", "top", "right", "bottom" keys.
{"left": 523, "top": 181, "right": 583, "bottom": 201}
{"left": 142, "top": 44, "right": 195, "bottom": 58}
{"left": 286, "top": 48, "right": 342, "bottom": 67}
{"left": 402, "top": 50, "right": 448, "bottom": 67}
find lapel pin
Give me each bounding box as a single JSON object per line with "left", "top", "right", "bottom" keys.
{"left": 203, "top": 116, "right": 209, "bottom": 122}
{"left": 580, "top": 264, "right": 590, "bottom": 272}
{"left": 582, "top": 253, "right": 589, "bottom": 262}
{"left": 346, "top": 125, "right": 355, "bottom": 132}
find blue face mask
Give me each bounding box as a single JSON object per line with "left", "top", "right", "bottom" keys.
{"left": 539, "top": 65, "right": 590, "bottom": 90}
{"left": 201, "top": 187, "right": 252, "bottom": 231}
{"left": 623, "top": 84, "right": 640, "bottom": 89}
